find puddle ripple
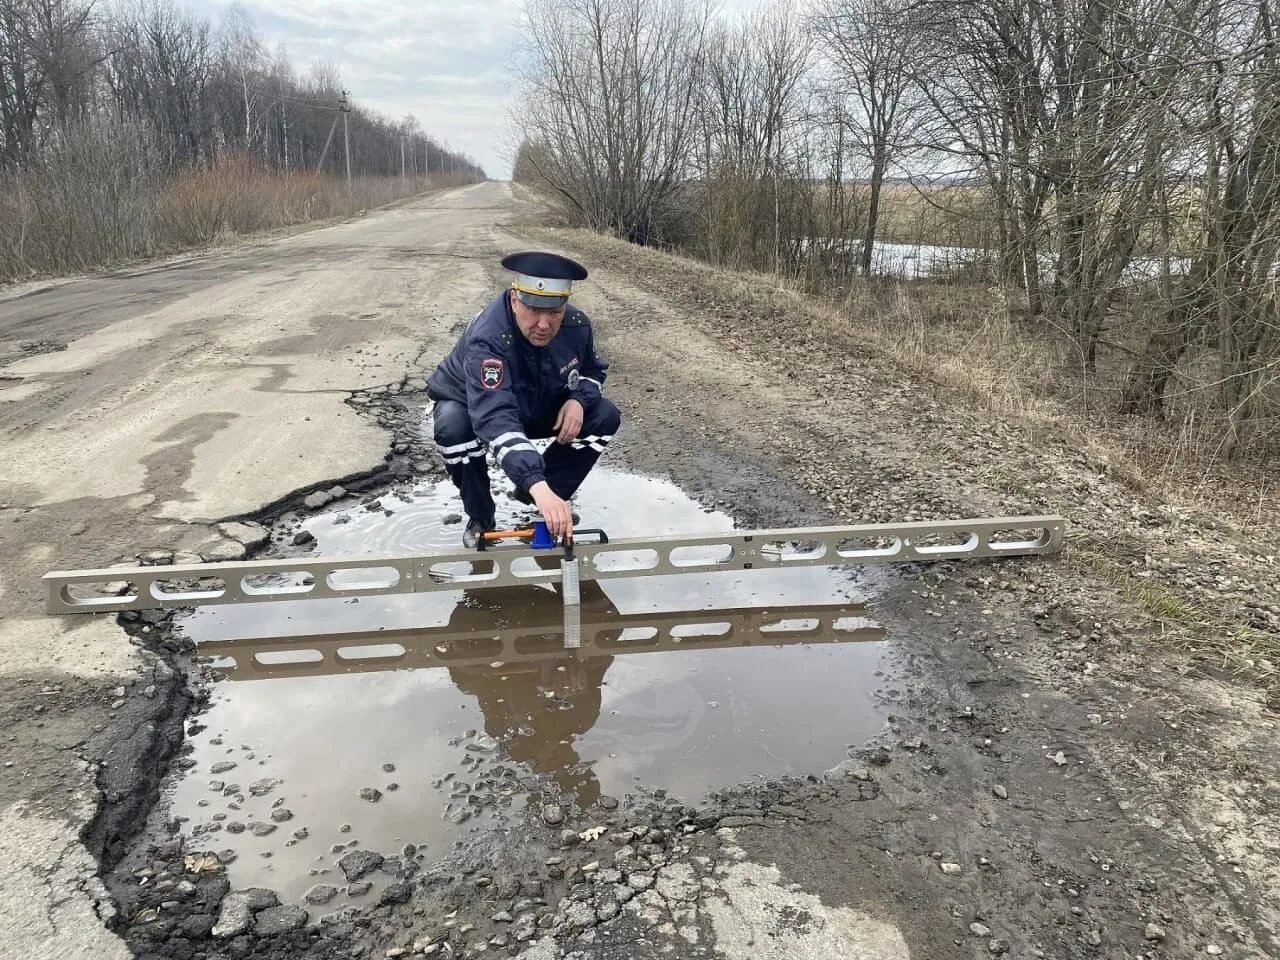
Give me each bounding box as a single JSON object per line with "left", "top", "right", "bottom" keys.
{"left": 170, "top": 468, "right": 894, "bottom": 904}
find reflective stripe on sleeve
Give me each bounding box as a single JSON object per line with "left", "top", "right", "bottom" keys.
{"left": 437, "top": 438, "right": 484, "bottom": 455}
{"left": 496, "top": 441, "right": 538, "bottom": 465}
{"left": 490, "top": 431, "right": 530, "bottom": 449}
{"left": 441, "top": 448, "right": 487, "bottom": 465}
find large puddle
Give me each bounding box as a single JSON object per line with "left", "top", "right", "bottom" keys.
{"left": 169, "top": 467, "right": 894, "bottom": 905}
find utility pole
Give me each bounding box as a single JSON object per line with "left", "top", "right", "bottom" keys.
{"left": 339, "top": 89, "right": 352, "bottom": 190}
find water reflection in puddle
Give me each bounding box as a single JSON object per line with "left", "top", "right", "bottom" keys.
{"left": 170, "top": 468, "right": 894, "bottom": 903}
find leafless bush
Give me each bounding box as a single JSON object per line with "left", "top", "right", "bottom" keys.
{"left": 0, "top": 133, "right": 434, "bottom": 283}
{"left": 514, "top": 0, "right": 714, "bottom": 243}
{"left": 0, "top": 116, "right": 160, "bottom": 278}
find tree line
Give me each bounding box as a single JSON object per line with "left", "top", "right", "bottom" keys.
{"left": 1, "top": 0, "right": 484, "bottom": 283}
{"left": 1, "top": 0, "right": 483, "bottom": 178}
{"left": 513, "top": 0, "right": 1280, "bottom": 461}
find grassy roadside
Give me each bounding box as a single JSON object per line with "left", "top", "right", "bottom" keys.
{"left": 523, "top": 219, "right": 1280, "bottom": 695}
{"left": 0, "top": 155, "right": 478, "bottom": 288}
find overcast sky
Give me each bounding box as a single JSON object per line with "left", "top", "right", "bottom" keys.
{"left": 194, "top": 0, "right": 528, "bottom": 179}
{"left": 191, "top": 0, "right": 762, "bottom": 181}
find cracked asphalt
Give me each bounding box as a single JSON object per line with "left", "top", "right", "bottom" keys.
{"left": 0, "top": 183, "right": 509, "bottom": 957}
{"left": 2, "top": 180, "right": 1277, "bottom": 960}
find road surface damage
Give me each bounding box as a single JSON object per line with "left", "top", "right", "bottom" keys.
{"left": 1, "top": 183, "right": 1276, "bottom": 960}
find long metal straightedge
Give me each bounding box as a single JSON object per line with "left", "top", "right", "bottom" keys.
{"left": 43, "top": 515, "right": 1064, "bottom": 616}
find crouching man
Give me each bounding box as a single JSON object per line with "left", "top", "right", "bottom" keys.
{"left": 426, "top": 251, "right": 621, "bottom": 547}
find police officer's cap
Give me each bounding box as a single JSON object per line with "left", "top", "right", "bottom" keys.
{"left": 502, "top": 251, "right": 588, "bottom": 308}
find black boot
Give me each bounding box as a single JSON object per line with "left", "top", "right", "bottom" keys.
{"left": 463, "top": 518, "right": 495, "bottom": 549}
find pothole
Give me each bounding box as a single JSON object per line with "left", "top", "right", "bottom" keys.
{"left": 161, "top": 466, "right": 896, "bottom": 907}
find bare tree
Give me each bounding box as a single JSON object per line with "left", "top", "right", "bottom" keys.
{"left": 515, "top": 0, "right": 714, "bottom": 243}
{"left": 0, "top": 0, "right": 94, "bottom": 166}
{"left": 813, "top": 0, "right": 927, "bottom": 275}
{"left": 0, "top": 0, "right": 45, "bottom": 166}
{"left": 1120, "top": 0, "right": 1280, "bottom": 456}
{"left": 218, "top": 2, "right": 265, "bottom": 150}
{"left": 699, "top": 4, "right": 811, "bottom": 269}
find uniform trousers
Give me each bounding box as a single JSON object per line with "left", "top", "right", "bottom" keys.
{"left": 432, "top": 398, "right": 622, "bottom": 527}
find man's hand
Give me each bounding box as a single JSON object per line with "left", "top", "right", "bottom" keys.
{"left": 529, "top": 480, "right": 574, "bottom": 541}
{"left": 553, "top": 398, "right": 584, "bottom": 444}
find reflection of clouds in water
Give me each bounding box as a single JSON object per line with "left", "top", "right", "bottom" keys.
{"left": 218, "top": 661, "right": 458, "bottom": 724}
{"left": 590, "top": 673, "right": 708, "bottom": 755}
{"left": 172, "top": 665, "right": 486, "bottom": 900}
{"left": 173, "top": 466, "right": 893, "bottom": 896}
{"left": 183, "top": 591, "right": 464, "bottom": 643}
{"left": 581, "top": 641, "right": 885, "bottom": 800}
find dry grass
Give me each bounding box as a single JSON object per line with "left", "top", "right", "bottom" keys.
{"left": 820, "top": 278, "right": 1278, "bottom": 495}
{"left": 1066, "top": 538, "right": 1279, "bottom": 688}
{"left": 1, "top": 147, "right": 464, "bottom": 285}
{"left": 824, "top": 279, "right": 1279, "bottom": 684}
{"left": 152, "top": 154, "right": 443, "bottom": 247}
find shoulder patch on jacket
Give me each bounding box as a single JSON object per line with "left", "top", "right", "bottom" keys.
{"left": 479, "top": 358, "right": 504, "bottom": 389}
{"left": 563, "top": 307, "right": 589, "bottom": 327}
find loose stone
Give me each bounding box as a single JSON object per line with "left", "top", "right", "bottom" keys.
{"left": 512, "top": 914, "right": 538, "bottom": 942}
{"left": 304, "top": 884, "right": 339, "bottom": 905}
{"left": 379, "top": 881, "right": 412, "bottom": 905}
{"left": 253, "top": 904, "right": 307, "bottom": 935}
{"left": 541, "top": 804, "right": 565, "bottom": 826}
{"left": 339, "top": 849, "right": 384, "bottom": 881}
{"left": 247, "top": 778, "right": 277, "bottom": 796}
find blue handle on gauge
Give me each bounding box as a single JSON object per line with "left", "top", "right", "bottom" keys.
{"left": 530, "top": 520, "right": 557, "bottom": 550}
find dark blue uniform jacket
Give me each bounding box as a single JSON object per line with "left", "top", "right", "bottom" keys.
{"left": 426, "top": 292, "right": 609, "bottom": 491}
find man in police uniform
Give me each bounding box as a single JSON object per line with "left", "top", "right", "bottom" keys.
{"left": 426, "top": 251, "right": 622, "bottom": 547}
